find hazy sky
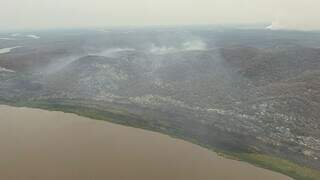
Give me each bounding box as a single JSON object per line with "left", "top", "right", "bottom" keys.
{"left": 1, "top": 0, "right": 319, "bottom": 30}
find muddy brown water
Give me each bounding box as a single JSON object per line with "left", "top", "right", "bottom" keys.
{"left": 0, "top": 105, "right": 292, "bottom": 180}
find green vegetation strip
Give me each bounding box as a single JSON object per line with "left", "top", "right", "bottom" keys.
{"left": 1, "top": 99, "right": 319, "bottom": 180}
{"left": 225, "top": 153, "right": 320, "bottom": 180}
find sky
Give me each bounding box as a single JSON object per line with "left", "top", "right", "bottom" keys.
{"left": 0, "top": 0, "right": 319, "bottom": 31}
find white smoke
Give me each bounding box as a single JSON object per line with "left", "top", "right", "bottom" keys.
{"left": 266, "top": 1, "right": 320, "bottom": 31}
{"left": 0, "top": 46, "right": 21, "bottom": 54}
{"left": 266, "top": 19, "right": 320, "bottom": 31}
{"left": 0, "top": 66, "right": 15, "bottom": 73}
{"left": 10, "top": 33, "right": 40, "bottom": 39}
{"left": 182, "top": 40, "right": 207, "bottom": 51}
{"left": 266, "top": 21, "right": 285, "bottom": 30}
{"left": 26, "top": 34, "right": 40, "bottom": 39}
{"left": 149, "top": 39, "right": 207, "bottom": 55}
{"left": 11, "top": 33, "right": 20, "bottom": 37}
{"left": 149, "top": 45, "right": 176, "bottom": 55}
{"left": 0, "top": 37, "right": 16, "bottom": 40}
{"left": 91, "top": 48, "right": 135, "bottom": 57}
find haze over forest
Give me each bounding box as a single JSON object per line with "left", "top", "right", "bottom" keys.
{"left": 1, "top": 1, "right": 320, "bottom": 180}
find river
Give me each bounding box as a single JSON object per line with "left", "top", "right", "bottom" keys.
{"left": 0, "top": 105, "right": 292, "bottom": 180}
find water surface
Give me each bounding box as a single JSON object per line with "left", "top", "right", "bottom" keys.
{"left": 0, "top": 105, "right": 292, "bottom": 180}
